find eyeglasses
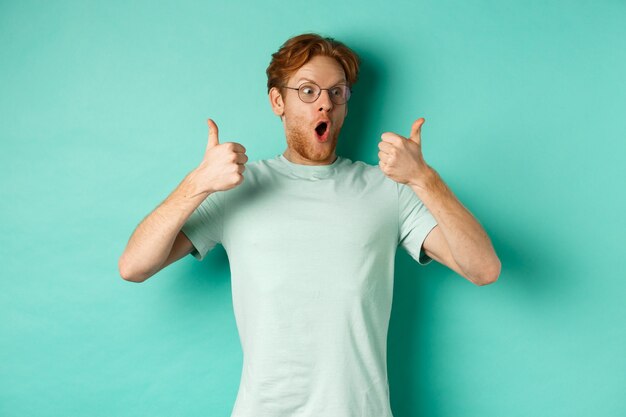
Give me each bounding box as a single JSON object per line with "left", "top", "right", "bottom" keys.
{"left": 282, "top": 82, "right": 351, "bottom": 105}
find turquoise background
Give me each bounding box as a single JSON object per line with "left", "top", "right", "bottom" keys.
{"left": 1, "top": 0, "right": 625, "bottom": 416}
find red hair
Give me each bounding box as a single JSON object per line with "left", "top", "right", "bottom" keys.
{"left": 266, "top": 33, "right": 361, "bottom": 93}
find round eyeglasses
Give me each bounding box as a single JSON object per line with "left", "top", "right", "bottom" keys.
{"left": 282, "top": 82, "right": 351, "bottom": 105}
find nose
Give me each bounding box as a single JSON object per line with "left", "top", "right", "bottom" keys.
{"left": 317, "top": 90, "right": 334, "bottom": 112}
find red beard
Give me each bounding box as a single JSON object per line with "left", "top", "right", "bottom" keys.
{"left": 284, "top": 118, "right": 340, "bottom": 163}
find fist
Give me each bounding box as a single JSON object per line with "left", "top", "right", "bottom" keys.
{"left": 194, "top": 119, "right": 248, "bottom": 194}
{"left": 378, "top": 118, "right": 430, "bottom": 186}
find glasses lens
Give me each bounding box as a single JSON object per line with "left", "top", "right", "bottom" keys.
{"left": 298, "top": 83, "right": 320, "bottom": 103}
{"left": 329, "top": 85, "right": 350, "bottom": 104}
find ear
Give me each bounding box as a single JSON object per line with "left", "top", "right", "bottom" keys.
{"left": 269, "top": 87, "right": 285, "bottom": 118}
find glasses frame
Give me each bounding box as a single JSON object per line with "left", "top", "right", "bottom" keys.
{"left": 281, "top": 81, "right": 351, "bottom": 105}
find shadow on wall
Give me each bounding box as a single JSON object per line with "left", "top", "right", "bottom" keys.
{"left": 389, "top": 250, "right": 442, "bottom": 417}
{"left": 336, "top": 46, "right": 385, "bottom": 164}
{"left": 180, "top": 244, "right": 232, "bottom": 292}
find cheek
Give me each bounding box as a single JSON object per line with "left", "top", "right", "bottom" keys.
{"left": 333, "top": 112, "right": 347, "bottom": 129}
{"left": 283, "top": 105, "right": 309, "bottom": 123}
{"left": 284, "top": 114, "right": 308, "bottom": 134}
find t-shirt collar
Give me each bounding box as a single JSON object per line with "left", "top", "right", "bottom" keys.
{"left": 276, "top": 154, "right": 341, "bottom": 179}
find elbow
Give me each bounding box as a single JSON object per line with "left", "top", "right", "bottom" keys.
{"left": 118, "top": 256, "right": 148, "bottom": 283}
{"left": 473, "top": 258, "right": 502, "bottom": 286}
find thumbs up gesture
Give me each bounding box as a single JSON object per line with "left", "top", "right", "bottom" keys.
{"left": 193, "top": 119, "right": 249, "bottom": 195}
{"left": 378, "top": 118, "right": 432, "bottom": 187}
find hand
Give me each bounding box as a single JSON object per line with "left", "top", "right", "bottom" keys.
{"left": 192, "top": 119, "right": 248, "bottom": 195}
{"left": 378, "top": 118, "right": 431, "bottom": 187}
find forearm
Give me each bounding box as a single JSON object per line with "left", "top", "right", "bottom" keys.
{"left": 119, "top": 170, "right": 209, "bottom": 280}
{"left": 411, "top": 168, "right": 500, "bottom": 282}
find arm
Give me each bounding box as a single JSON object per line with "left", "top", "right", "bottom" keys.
{"left": 118, "top": 173, "right": 208, "bottom": 283}
{"left": 415, "top": 170, "right": 501, "bottom": 285}
{"left": 379, "top": 118, "right": 501, "bottom": 286}
{"left": 118, "top": 119, "right": 248, "bottom": 283}
{"left": 420, "top": 226, "right": 467, "bottom": 279}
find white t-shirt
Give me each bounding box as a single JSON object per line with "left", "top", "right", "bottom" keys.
{"left": 181, "top": 154, "right": 438, "bottom": 417}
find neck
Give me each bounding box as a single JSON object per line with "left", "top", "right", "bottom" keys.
{"left": 282, "top": 149, "right": 337, "bottom": 166}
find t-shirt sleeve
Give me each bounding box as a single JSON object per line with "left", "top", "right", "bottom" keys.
{"left": 180, "top": 191, "right": 225, "bottom": 261}
{"left": 397, "top": 182, "right": 438, "bottom": 265}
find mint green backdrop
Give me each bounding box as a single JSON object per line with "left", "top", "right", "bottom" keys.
{"left": 1, "top": 1, "right": 624, "bottom": 416}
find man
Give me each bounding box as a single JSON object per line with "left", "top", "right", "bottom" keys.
{"left": 119, "top": 33, "right": 501, "bottom": 417}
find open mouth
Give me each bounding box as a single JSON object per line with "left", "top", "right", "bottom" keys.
{"left": 315, "top": 121, "right": 329, "bottom": 141}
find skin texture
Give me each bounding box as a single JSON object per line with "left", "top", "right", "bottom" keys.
{"left": 269, "top": 55, "right": 348, "bottom": 165}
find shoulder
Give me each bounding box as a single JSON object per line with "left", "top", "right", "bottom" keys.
{"left": 339, "top": 158, "right": 422, "bottom": 205}
{"left": 333, "top": 157, "right": 402, "bottom": 201}
{"left": 338, "top": 157, "right": 397, "bottom": 184}
{"left": 239, "top": 157, "right": 276, "bottom": 181}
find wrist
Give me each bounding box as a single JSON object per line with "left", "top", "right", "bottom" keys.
{"left": 408, "top": 165, "right": 438, "bottom": 191}
{"left": 178, "top": 170, "right": 213, "bottom": 200}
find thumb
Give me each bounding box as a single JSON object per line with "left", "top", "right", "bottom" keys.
{"left": 206, "top": 118, "right": 219, "bottom": 150}
{"left": 409, "top": 118, "right": 425, "bottom": 144}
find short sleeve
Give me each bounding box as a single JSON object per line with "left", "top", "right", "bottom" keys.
{"left": 181, "top": 191, "right": 225, "bottom": 261}
{"left": 397, "top": 183, "right": 438, "bottom": 265}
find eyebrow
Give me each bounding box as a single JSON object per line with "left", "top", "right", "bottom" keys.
{"left": 296, "top": 77, "right": 347, "bottom": 85}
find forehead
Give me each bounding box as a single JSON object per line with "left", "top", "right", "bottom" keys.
{"left": 289, "top": 55, "right": 346, "bottom": 84}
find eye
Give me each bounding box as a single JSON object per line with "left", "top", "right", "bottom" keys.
{"left": 330, "top": 86, "right": 344, "bottom": 97}
{"left": 299, "top": 84, "right": 318, "bottom": 96}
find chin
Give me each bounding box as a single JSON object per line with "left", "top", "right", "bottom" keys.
{"left": 296, "top": 144, "right": 335, "bottom": 162}
{"left": 286, "top": 130, "right": 339, "bottom": 163}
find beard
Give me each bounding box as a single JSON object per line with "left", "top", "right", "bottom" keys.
{"left": 283, "top": 116, "right": 341, "bottom": 163}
